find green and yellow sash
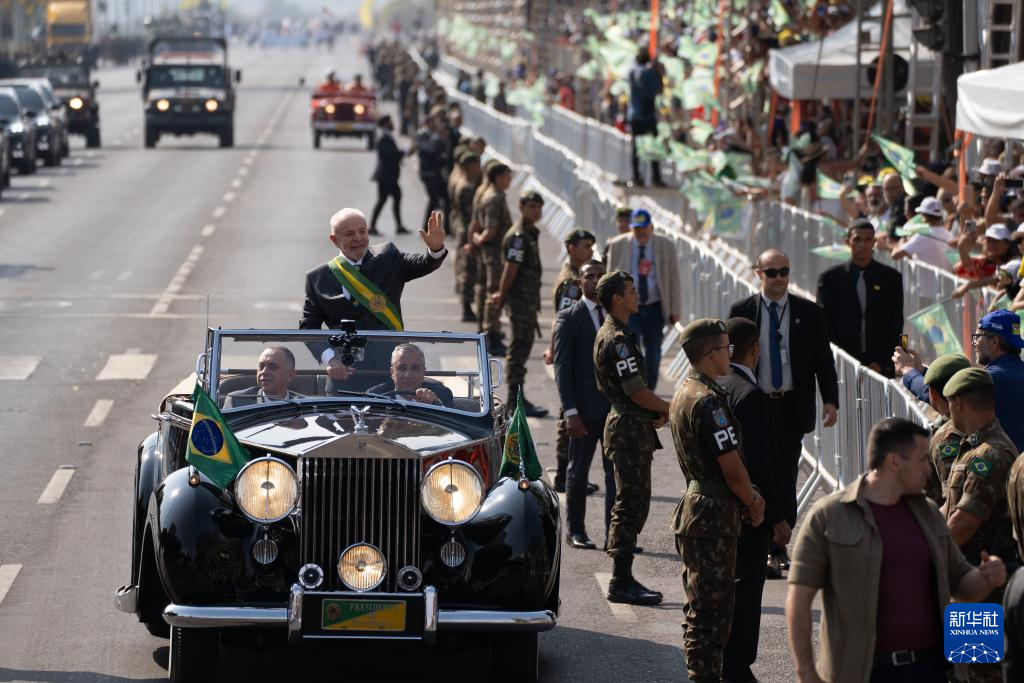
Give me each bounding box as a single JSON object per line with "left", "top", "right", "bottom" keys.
{"left": 328, "top": 256, "right": 404, "bottom": 331}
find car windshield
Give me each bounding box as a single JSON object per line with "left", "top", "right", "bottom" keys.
{"left": 12, "top": 87, "right": 44, "bottom": 113}
{"left": 20, "top": 66, "right": 88, "bottom": 87}
{"left": 148, "top": 66, "right": 226, "bottom": 88}
{"left": 211, "top": 331, "right": 490, "bottom": 416}
{"left": 0, "top": 95, "right": 21, "bottom": 120}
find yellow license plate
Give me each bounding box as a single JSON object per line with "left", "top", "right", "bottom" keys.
{"left": 321, "top": 599, "right": 406, "bottom": 632}
{"left": 334, "top": 122, "right": 352, "bottom": 132}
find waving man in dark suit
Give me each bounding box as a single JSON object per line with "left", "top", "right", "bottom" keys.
{"left": 300, "top": 207, "right": 447, "bottom": 385}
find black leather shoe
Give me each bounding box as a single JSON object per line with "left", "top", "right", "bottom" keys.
{"left": 601, "top": 541, "right": 643, "bottom": 554}
{"left": 552, "top": 480, "right": 565, "bottom": 493}
{"left": 368, "top": 226, "right": 382, "bottom": 236}
{"left": 586, "top": 482, "right": 599, "bottom": 495}
{"left": 567, "top": 533, "right": 596, "bottom": 549}
{"left": 607, "top": 578, "right": 662, "bottom": 606}
{"left": 488, "top": 342, "right": 507, "bottom": 357}
{"left": 461, "top": 308, "right": 477, "bottom": 323}
{"left": 522, "top": 400, "right": 548, "bottom": 418}
{"left": 395, "top": 225, "right": 410, "bottom": 234}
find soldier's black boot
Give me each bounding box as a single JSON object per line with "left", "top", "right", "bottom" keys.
{"left": 607, "top": 555, "right": 662, "bottom": 606}
{"left": 520, "top": 394, "right": 548, "bottom": 418}
{"left": 487, "top": 333, "right": 507, "bottom": 357}
{"left": 461, "top": 303, "right": 477, "bottom": 323}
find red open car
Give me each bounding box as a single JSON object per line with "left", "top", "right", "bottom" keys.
{"left": 310, "top": 88, "right": 377, "bottom": 150}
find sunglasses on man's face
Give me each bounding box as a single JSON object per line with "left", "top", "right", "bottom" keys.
{"left": 760, "top": 267, "right": 791, "bottom": 279}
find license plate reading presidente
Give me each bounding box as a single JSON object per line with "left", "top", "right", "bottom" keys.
{"left": 321, "top": 599, "right": 407, "bottom": 632}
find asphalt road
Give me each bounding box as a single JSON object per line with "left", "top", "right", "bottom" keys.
{"left": 0, "top": 37, "right": 814, "bottom": 682}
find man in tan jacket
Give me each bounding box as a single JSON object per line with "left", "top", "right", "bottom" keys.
{"left": 604, "top": 208, "right": 680, "bottom": 390}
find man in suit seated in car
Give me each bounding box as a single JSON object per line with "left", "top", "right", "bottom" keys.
{"left": 223, "top": 346, "right": 305, "bottom": 408}
{"left": 368, "top": 343, "right": 455, "bottom": 407}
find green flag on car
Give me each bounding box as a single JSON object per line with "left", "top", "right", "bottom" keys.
{"left": 187, "top": 384, "right": 250, "bottom": 490}
{"left": 498, "top": 392, "right": 543, "bottom": 481}
{"left": 909, "top": 303, "right": 963, "bottom": 356}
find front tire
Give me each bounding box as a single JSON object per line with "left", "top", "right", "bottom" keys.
{"left": 144, "top": 125, "right": 158, "bottom": 148}
{"left": 366, "top": 131, "right": 376, "bottom": 150}
{"left": 168, "top": 627, "right": 218, "bottom": 683}
{"left": 491, "top": 633, "right": 538, "bottom": 682}
{"left": 219, "top": 126, "right": 233, "bottom": 148}
{"left": 86, "top": 126, "right": 101, "bottom": 148}
{"left": 313, "top": 130, "right": 321, "bottom": 148}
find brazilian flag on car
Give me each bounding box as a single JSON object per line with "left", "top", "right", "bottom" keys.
{"left": 187, "top": 384, "right": 250, "bottom": 489}
{"left": 498, "top": 391, "right": 543, "bottom": 481}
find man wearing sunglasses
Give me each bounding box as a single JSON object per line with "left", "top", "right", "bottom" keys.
{"left": 970, "top": 309, "right": 1024, "bottom": 452}
{"left": 728, "top": 248, "right": 839, "bottom": 578}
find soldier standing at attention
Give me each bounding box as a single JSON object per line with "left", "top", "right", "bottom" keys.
{"left": 543, "top": 228, "right": 596, "bottom": 492}
{"left": 942, "top": 367, "right": 1019, "bottom": 683}
{"left": 593, "top": 270, "right": 671, "bottom": 605}
{"left": 451, "top": 151, "right": 482, "bottom": 322}
{"left": 473, "top": 162, "right": 513, "bottom": 356}
{"left": 464, "top": 159, "right": 499, "bottom": 331}
{"left": 489, "top": 190, "right": 548, "bottom": 417}
{"left": 671, "top": 318, "right": 765, "bottom": 683}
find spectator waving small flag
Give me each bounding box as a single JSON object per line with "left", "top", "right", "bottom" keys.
{"left": 909, "top": 303, "right": 964, "bottom": 356}
{"left": 187, "top": 384, "right": 250, "bottom": 489}
{"left": 871, "top": 135, "right": 918, "bottom": 180}
{"left": 816, "top": 171, "right": 847, "bottom": 200}
{"left": 498, "top": 392, "right": 543, "bottom": 480}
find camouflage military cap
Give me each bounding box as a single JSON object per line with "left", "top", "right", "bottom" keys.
{"left": 615, "top": 205, "right": 633, "bottom": 218}
{"left": 563, "top": 228, "right": 596, "bottom": 246}
{"left": 943, "top": 367, "right": 994, "bottom": 399}
{"left": 520, "top": 189, "right": 544, "bottom": 205}
{"left": 681, "top": 318, "right": 728, "bottom": 346}
{"left": 596, "top": 269, "right": 633, "bottom": 296}
{"left": 923, "top": 353, "right": 971, "bottom": 393}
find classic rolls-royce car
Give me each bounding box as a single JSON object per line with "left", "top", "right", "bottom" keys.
{"left": 310, "top": 89, "right": 377, "bottom": 150}
{"left": 115, "top": 327, "right": 560, "bottom": 682}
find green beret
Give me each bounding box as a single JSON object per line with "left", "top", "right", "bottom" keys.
{"left": 943, "top": 367, "right": 994, "bottom": 399}
{"left": 615, "top": 205, "right": 633, "bottom": 218}
{"left": 563, "top": 228, "right": 596, "bottom": 246}
{"left": 596, "top": 269, "right": 632, "bottom": 296}
{"left": 923, "top": 354, "right": 971, "bottom": 394}
{"left": 520, "top": 189, "right": 544, "bottom": 205}
{"left": 681, "top": 318, "right": 728, "bottom": 346}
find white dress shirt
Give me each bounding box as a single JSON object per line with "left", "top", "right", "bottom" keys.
{"left": 756, "top": 292, "right": 794, "bottom": 392}
{"left": 730, "top": 362, "right": 757, "bottom": 385}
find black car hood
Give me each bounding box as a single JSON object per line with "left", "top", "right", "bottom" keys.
{"left": 233, "top": 410, "right": 476, "bottom": 457}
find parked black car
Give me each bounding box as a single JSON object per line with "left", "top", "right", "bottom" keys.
{"left": 115, "top": 328, "right": 560, "bottom": 683}
{"left": 19, "top": 59, "right": 101, "bottom": 148}
{"left": 0, "top": 86, "right": 37, "bottom": 175}
{"left": 0, "top": 79, "right": 66, "bottom": 165}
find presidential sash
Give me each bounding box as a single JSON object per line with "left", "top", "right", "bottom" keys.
{"left": 327, "top": 256, "right": 404, "bottom": 331}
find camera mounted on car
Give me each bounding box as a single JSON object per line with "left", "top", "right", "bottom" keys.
{"left": 328, "top": 320, "right": 367, "bottom": 366}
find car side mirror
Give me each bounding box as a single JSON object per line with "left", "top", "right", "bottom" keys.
{"left": 234, "top": 69, "right": 241, "bottom": 84}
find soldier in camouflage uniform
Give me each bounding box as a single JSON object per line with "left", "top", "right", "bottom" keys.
{"left": 942, "top": 367, "right": 1019, "bottom": 683}
{"left": 472, "top": 162, "right": 513, "bottom": 356}
{"left": 451, "top": 151, "right": 482, "bottom": 322}
{"left": 545, "top": 228, "right": 596, "bottom": 491}
{"left": 915, "top": 354, "right": 971, "bottom": 505}
{"left": 593, "top": 270, "right": 671, "bottom": 605}
{"left": 465, "top": 159, "right": 498, "bottom": 331}
{"left": 670, "top": 318, "right": 765, "bottom": 683}
{"left": 488, "top": 190, "right": 548, "bottom": 417}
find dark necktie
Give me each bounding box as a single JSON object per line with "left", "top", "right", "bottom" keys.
{"left": 637, "top": 245, "right": 649, "bottom": 304}
{"left": 596, "top": 305, "right": 605, "bottom": 328}
{"left": 769, "top": 301, "right": 783, "bottom": 390}
{"left": 854, "top": 268, "right": 867, "bottom": 353}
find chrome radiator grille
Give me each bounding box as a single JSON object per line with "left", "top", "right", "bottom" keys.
{"left": 299, "top": 456, "right": 421, "bottom": 592}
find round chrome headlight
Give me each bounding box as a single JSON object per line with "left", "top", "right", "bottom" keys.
{"left": 68, "top": 97, "right": 84, "bottom": 110}
{"left": 338, "top": 543, "right": 386, "bottom": 592}
{"left": 353, "top": 103, "right": 365, "bottom": 115}
{"left": 234, "top": 456, "right": 298, "bottom": 523}
{"left": 155, "top": 98, "right": 170, "bottom": 112}
{"left": 421, "top": 459, "right": 483, "bottom": 526}
{"left": 324, "top": 103, "right": 336, "bottom": 114}
{"left": 204, "top": 98, "right": 219, "bottom": 112}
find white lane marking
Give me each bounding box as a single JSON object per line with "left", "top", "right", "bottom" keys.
{"left": 96, "top": 353, "right": 157, "bottom": 380}
{"left": 237, "top": 166, "right": 248, "bottom": 176}
{"left": 0, "top": 564, "right": 22, "bottom": 607}
{"left": 252, "top": 301, "right": 301, "bottom": 312}
{"left": 117, "top": 270, "right": 132, "bottom": 281}
{"left": 0, "top": 208, "right": 7, "bottom": 217}
{"left": 36, "top": 178, "right": 50, "bottom": 188}
{"left": 201, "top": 224, "right": 216, "bottom": 237}
{"left": 150, "top": 245, "right": 203, "bottom": 315}
{"left": 125, "top": 348, "right": 141, "bottom": 355}
{"left": 223, "top": 191, "right": 235, "bottom": 202}
{"left": 594, "top": 572, "right": 639, "bottom": 623}
{"left": 230, "top": 178, "right": 242, "bottom": 189}
{"left": 37, "top": 467, "right": 75, "bottom": 504}
{"left": 0, "top": 355, "right": 42, "bottom": 380}
{"left": 212, "top": 206, "right": 226, "bottom": 219}
{"left": 83, "top": 399, "right": 114, "bottom": 427}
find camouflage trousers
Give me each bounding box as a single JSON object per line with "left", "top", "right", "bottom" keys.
{"left": 605, "top": 447, "right": 652, "bottom": 558}
{"left": 455, "top": 226, "right": 478, "bottom": 310}
{"left": 475, "top": 250, "right": 502, "bottom": 335}
{"left": 676, "top": 534, "right": 737, "bottom": 682}
{"left": 505, "top": 302, "right": 537, "bottom": 388}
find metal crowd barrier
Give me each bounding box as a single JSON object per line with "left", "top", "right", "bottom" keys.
{"left": 541, "top": 105, "right": 633, "bottom": 183}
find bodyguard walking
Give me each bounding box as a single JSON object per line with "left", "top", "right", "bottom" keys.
{"left": 671, "top": 318, "right": 764, "bottom": 683}
{"left": 593, "top": 270, "right": 671, "bottom": 605}
{"left": 369, "top": 115, "right": 408, "bottom": 236}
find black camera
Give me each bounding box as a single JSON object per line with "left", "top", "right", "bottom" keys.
{"left": 328, "top": 320, "right": 367, "bottom": 367}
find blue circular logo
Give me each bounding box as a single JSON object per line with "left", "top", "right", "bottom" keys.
{"left": 191, "top": 418, "right": 224, "bottom": 456}
{"left": 926, "top": 325, "right": 945, "bottom": 343}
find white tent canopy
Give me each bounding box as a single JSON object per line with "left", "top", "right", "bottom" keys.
{"left": 768, "top": 0, "right": 936, "bottom": 100}
{"left": 956, "top": 61, "right": 1024, "bottom": 139}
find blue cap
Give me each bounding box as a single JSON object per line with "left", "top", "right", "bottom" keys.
{"left": 979, "top": 309, "right": 1024, "bottom": 349}
{"left": 629, "top": 209, "right": 652, "bottom": 229}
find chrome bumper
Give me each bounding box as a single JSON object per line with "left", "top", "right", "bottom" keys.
{"left": 161, "top": 584, "right": 557, "bottom": 643}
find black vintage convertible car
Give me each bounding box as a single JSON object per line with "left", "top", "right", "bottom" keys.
{"left": 115, "top": 327, "right": 560, "bottom": 681}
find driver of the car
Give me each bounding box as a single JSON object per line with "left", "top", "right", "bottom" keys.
{"left": 316, "top": 67, "right": 342, "bottom": 95}
{"left": 345, "top": 73, "right": 370, "bottom": 94}
{"left": 223, "top": 346, "right": 305, "bottom": 408}
{"left": 368, "top": 343, "right": 454, "bottom": 407}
